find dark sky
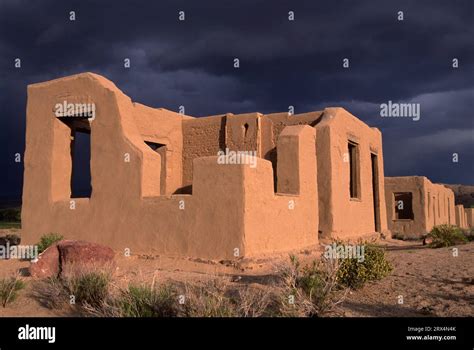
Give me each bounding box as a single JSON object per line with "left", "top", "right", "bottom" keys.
{"left": 0, "top": 0, "right": 473, "bottom": 199}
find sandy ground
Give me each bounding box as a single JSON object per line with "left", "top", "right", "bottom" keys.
{"left": 0, "top": 229, "right": 472, "bottom": 317}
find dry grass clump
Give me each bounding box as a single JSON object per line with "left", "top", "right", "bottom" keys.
{"left": 278, "top": 255, "right": 347, "bottom": 317}
{"left": 0, "top": 275, "right": 25, "bottom": 307}
{"left": 33, "top": 244, "right": 395, "bottom": 317}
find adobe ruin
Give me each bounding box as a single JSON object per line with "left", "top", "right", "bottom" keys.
{"left": 455, "top": 205, "right": 468, "bottom": 229}
{"left": 465, "top": 208, "right": 474, "bottom": 228}
{"left": 21, "top": 73, "right": 389, "bottom": 259}
{"left": 384, "top": 176, "right": 457, "bottom": 238}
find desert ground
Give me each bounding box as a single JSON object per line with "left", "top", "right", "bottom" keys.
{"left": 0, "top": 227, "right": 472, "bottom": 317}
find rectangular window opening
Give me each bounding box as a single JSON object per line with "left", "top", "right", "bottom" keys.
{"left": 348, "top": 141, "right": 360, "bottom": 199}
{"left": 394, "top": 192, "right": 414, "bottom": 220}
{"left": 71, "top": 128, "right": 92, "bottom": 198}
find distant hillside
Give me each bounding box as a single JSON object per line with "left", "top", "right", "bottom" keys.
{"left": 442, "top": 184, "right": 474, "bottom": 208}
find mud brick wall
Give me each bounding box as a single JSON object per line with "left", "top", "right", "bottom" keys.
{"left": 182, "top": 116, "right": 226, "bottom": 187}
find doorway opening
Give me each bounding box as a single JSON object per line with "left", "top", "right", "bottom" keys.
{"left": 348, "top": 141, "right": 360, "bottom": 199}
{"left": 145, "top": 141, "right": 167, "bottom": 194}
{"left": 371, "top": 153, "right": 381, "bottom": 232}
{"left": 58, "top": 117, "right": 92, "bottom": 198}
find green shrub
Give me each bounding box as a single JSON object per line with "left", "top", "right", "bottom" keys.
{"left": 298, "top": 261, "right": 330, "bottom": 306}
{"left": 337, "top": 244, "right": 392, "bottom": 289}
{"left": 118, "top": 284, "right": 179, "bottom": 317}
{"left": 427, "top": 225, "right": 468, "bottom": 248}
{"left": 37, "top": 233, "right": 63, "bottom": 253}
{"left": 0, "top": 277, "right": 25, "bottom": 307}
{"left": 65, "top": 272, "right": 110, "bottom": 307}
{"left": 463, "top": 228, "right": 474, "bottom": 242}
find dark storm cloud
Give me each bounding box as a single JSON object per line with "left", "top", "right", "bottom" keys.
{"left": 0, "top": 0, "right": 473, "bottom": 198}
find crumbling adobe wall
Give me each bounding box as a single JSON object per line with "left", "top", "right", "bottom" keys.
{"left": 455, "top": 204, "right": 468, "bottom": 228}
{"left": 22, "top": 73, "right": 319, "bottom": 260}
{"left": 181, "top": 112, "right": 262, "bottom": 189}
{"left": 318, "top": 108, "right": 388, "bottom": 239}
{"left": 181, "top": 116, "right": 226, "bottom": 188}
{"left": 133, "top": 104, "right": 190, "bottom": 195}
{"left": 225, "top": 113, "right": 261, "bottom": 153}
{"left": 260, "top": 111, "right": 323, "bottom": 169}
{"left": 465, "top": 208, "right": 474, "bottom": 228}
{"left": 385, "top": 176, "right": 456, "bottom": 237}
{"left": 425, "top": 181, "right": 456, "bottom": 229}
{"left": 385, "top": 176, "right": 426, "bottom": 237}
{"left": 243, "top": 125, "right": 318, "bottom": 255}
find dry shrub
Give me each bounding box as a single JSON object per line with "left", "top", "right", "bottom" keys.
{"left": 237, "top": 286, "right": 273, "bottom": 317}
{"left": 178, "top": 278, "right": 273, "bottom": 317}
{"left": 33, "top": 277, "right": 70, "bottom": 310}
{"left": 33, "top": 264, "right": 113, "bottom": 313}
{"left": 278, "top": 255, "right": 347, "bottom": 317}
{"left": 0, "top": 275, "right": 25, "bottom": 307}
{"left": 181, "top": 279, "right": 236, "bottom": 317}
{"left": 115, "top": 283, "right": 179, "bottom": 317}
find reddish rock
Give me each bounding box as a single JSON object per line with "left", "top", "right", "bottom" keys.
{"left": 29, "top": 244, "right": 60, "bottom": 278}
{"left": 29, "top": 240, "right": 115, "bottom": 278}
{"left": 58, "top": 240, "right": 115, "bottom": 266}
{"left": 58, "top": 240, "right": 115, "bottom": 276}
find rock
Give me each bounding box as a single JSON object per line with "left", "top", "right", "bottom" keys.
{"left": 58, "top": 240, "right": 115, "bottom": 276}
{"left": 29, "top": 244, "right": 60, "bottom": 278}
{"left": 58, "top": 240, "right": 114, "bottom": 266}
{"left": 29, "top": 240, "right": 115, "bottom": 278}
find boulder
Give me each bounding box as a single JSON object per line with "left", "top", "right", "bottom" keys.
{"left": 29, "top": 240, "right": 115, "bottom": 278}
{"left": 29, "top": 244, "right": 60, "bottom": 278}
{"left": 58, "top": 240, "right": 115, "bottom": 272}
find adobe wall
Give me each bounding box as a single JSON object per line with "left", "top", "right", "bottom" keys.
{"left": 385, "top": 177, "right": 426, "bottom": 237}
{"left": 181, "top": 112, "right": 262, "bottom": 189}
{"left": 181, "top": 111, "right": 322, "bottom": 189}
{"left": 181, "top": 115, "right": 226, "bottom": 189}
{"left": 180, "top": 107, "right": 387, "bottom": 240}
{"left": 455, "top": 205, "right": 468, "bottom": 229}
{"left": 21, "top": 73, "right": 318, "bottom": 259}
{"left": 317, "top": 108, "right": 388, "bottom": 239}
{"left": 133, "top": 104, "right": 188, "bottom": 195}
{"left": 424, "top": 181, "right": 456, "bottom": 229}
{"left": 260, "top": 111, "right": 322, "bottom": 165}
{"left": 243, "top": 125, "right": 318, "bottom": 255}
{"left": 465, "top": 208, "right": 474, "bottom": 228}
{"left": 385, "top": 176, "right": 456, "bottom": 237}
{"left": 225, "top": 113, "right": 261, "bottom": 153}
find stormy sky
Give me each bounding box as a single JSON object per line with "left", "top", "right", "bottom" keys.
{"left": 0, "top": 0, "right": 473, "bottom": 199}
